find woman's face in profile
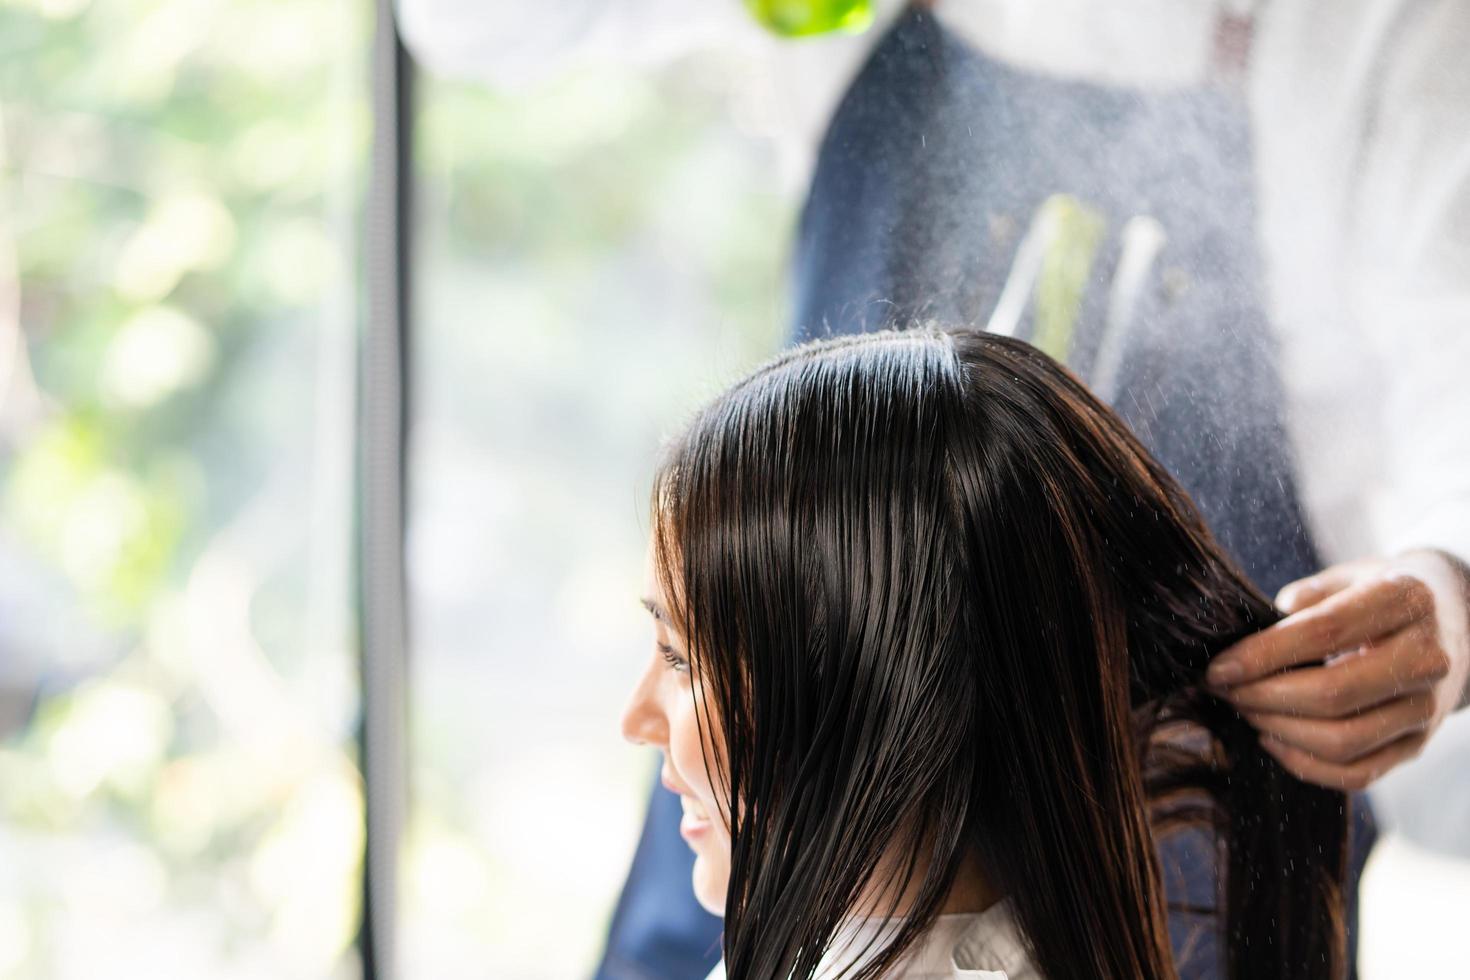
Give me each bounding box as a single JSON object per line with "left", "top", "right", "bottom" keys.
{"left": 621, "top": 538, "right": 732, "bottom": 915}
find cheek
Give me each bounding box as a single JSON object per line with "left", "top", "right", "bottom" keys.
{"left": 668, "top": 682, "right": 734, "bottom": 917}
{"left": 668, "top": 695, "right": 713, "bottom": 795}
{"left": 668, "top": 688, "right": 729, "bottom": 827}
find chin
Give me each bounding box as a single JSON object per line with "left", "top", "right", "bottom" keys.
{"left": 691, "top": 854, "right": 729, "bottom": 917}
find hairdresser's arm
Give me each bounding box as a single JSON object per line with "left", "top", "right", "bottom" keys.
{"left": 1203, "top": 2, "right": 1470, "bottom": 791}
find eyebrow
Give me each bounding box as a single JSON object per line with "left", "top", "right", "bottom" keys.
{"left": 639, "top": 597, "right": 668, "bottom": 624}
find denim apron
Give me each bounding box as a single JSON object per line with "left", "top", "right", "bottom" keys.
{"left": 596, "top": 8, "right": 1374, "bottom": 978}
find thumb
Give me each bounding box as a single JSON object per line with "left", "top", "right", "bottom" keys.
{"left": 1275, "top": 564, "right": 1362, "bottom": 614}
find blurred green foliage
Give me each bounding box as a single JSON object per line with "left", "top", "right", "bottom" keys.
{"left": 0, "top": 0, "right": 368, "bottom": 975}
{"left": 1, "top": 0, "right": 365, "bottom": 620}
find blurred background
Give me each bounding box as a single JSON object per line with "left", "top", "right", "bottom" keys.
{"left": 0, "top": 0, "right": 786, "bottom": 977}
{"left": 1, "top": 0, "right": 367, "bottom": 975}
{"left": 0, "top": 0, "right": 1467, "bottom": 978}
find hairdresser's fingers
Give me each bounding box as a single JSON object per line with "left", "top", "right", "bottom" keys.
{"left": 1207, "top": 574, "right": 1433, "bottom": 688}
{"left": 1273, "top": 561, "right": 1377, "bottom": 614}
{"left": 1259, "top": 728, "right": 1430, "bottom": 792}
{"left": 1221, "top": 621, "right": 1446, "bottom": 718}
{"left": 1241, "top": 690, "right": 1436, "bottom": 764}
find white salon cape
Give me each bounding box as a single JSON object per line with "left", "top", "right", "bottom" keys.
{"left": 396, "top": 0, "right": 1470, "bottom": 855}
{"left": 701, "top": 900, "right": 1040, "bottom": 980}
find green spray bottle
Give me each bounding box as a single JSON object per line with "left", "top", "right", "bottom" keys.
{"left": 745, "top": 0, "right": 874, "bottom": 37}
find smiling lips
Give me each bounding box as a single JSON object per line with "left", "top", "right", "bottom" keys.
{"left": 679, "top": 795, "right": 713, "bottom": 839}
{"left": 663, "top": 770, "right": 714, "bottom": 841}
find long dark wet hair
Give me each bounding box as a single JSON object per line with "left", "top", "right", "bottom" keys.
{"left": 649, "top": 327, "right": 1346, "bottom": 980}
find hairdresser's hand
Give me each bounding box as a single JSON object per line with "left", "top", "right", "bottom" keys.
{"left": 1205, "top": 550, "right": 1470, "bottom": 791}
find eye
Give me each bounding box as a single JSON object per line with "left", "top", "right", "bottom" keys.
{"left": 659, "top": 642, "right": 689, "bottom": 674}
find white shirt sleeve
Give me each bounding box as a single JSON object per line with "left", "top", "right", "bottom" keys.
{"left": 1250, "top": 0, "right": 1470, "bottom": 569}
{"left": 937, "top": 0, "right": 1218, "bottom": 89}
{"left": 1345, "top": 0, "right": 1470, "bottom": 568}
{"left": 393, "top": 0, "right": 756, "bottom": 88}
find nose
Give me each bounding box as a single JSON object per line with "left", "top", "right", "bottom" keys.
{"left": 620, "top": 659, "right": 669, "bottom": 748}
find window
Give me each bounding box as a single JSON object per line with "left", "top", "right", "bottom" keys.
{"left": 405, "top": 55, "right": 789, "bottom": 977}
